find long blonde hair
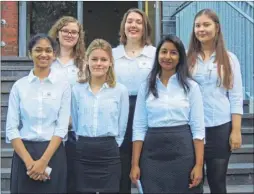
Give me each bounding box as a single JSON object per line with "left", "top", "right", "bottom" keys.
{"left": 48, "top": 16, "right": 86, "bottom": 68}
{"left": 78, "top": 39, "right": 116, "bottom": 88}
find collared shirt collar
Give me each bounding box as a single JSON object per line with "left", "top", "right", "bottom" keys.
{"left": 197, "top": 52, "right": 216, "bottom": 61}
{"left": 156, "top": 73, "right": 177, "bottom": 86}
{"left": 55, "top": 58, "right": 75, "bottom": 67}
{"left": 84, "top": 82, "right": 109, "bottom": 91}
{"left": 114, "top": 44, "right": 154, "bottom": 59}
{"left": 27, "top": 68, "right": 56, "bottom": 84}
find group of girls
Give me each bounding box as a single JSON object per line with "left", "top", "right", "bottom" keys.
{"left": 6, "top": 7, "right": 243, "bottom": 194}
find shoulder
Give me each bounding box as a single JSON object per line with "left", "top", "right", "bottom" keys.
{"left": 143, "top": 45, "right": 156, "bottom": 58}
{"left": 227, "top": 51, "right": 239, "bottom": 62}
{"left": 186, "top": 78, "right": 200, "bottom": 90}
{"left": 112, "top": 45, "right": 125, "bottom": 60}
{"left": 12, "top": 76, "right": 29, "bottom": 89}
{"left": 115, "top": 82, "right": 128, "bottom": 93}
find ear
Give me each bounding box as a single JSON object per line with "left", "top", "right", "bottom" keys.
{"left": 28, "top": 52, "right": 32, "bottom": 59}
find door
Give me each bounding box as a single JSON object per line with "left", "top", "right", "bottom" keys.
{"left": 83, "top": 1, "right": 138, "bottom": 48}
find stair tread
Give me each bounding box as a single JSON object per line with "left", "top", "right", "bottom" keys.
{"left": 130, "top": 185, "right": 254, "bottom": 193}
{"left": 1, "top": 76, "right": 23, "bottom": 81}
{"left": 1, "top": 66, "right": 32, "bottom": 70}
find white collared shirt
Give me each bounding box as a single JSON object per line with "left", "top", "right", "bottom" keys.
{"left": 6, "top": 68, "right": 71, "bottom": 142}
{"left": 113, "top": 44, "right": 156, "bottom": 96}
{"left": 192, "top": 51, "right": 243, "bottom": 127}
{"left": 71, "top": 82, "right": 129, "bottom": 146}
{"left": 51, "top": 58, "right": 79, "bottom": 86}
{"left": 132, "top": 74, "right": 205, "bottom": 141}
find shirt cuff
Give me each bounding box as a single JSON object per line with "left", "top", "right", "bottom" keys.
{"left": 6, "top": 131, "right": 21, "bottom": 143}
{"left": 132, "top": 134, "right": 146, "bottom": 142}
{"left": 192, "top": 133, "right": 205, "bottom": 141}
{"left": 54, "top": 129, "right": 68, "bottom": 139}
{"left": 231, "top": 107, "right": 243, "bottom": 115}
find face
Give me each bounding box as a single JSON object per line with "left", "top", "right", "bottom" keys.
{"left": 158, "top": 41, "right": 179, "bottom": 73}
{"left": 30, "top": 39, "right": 55, "bottom": 69}
{"left": 194, "top": 14, "right": 218, "bottom": 44}
{"left": 124, "top": 12, "right": 144, "bottom": 42}
{"left": 88, "top": 49, "right": 112, "bottom": 79}
{"left": 58, "top": 22, "right": 79, "bottom": 48}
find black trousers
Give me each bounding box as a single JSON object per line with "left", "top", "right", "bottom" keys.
{"left": 204, "top": 122, "right": 232, "bottom": 194}
{"left": 119, "top": 95, "right": 137, "bottom": 194}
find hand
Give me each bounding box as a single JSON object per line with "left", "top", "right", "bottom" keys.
{"left": 24, "top": 158, "right": 35, "bottom": 172}
{"left": 130, "top": 165, "right": 140, "bottom": 185}
{"left": 229, "top": 130, "right": 242, "bottom": 151}
{"left": 27, "top": 159, "right": 49, "bottom": 181}
{"left": 189, "top": 164, "right": 203, "bottom": 188}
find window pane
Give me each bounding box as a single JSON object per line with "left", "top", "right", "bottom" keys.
{"left": 29, "top": 2, "right": 77, "bottom": 36}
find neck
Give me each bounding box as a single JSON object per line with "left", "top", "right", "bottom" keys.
{"left": 201, "top": 42, "right": 215, "bottom": 57}
{"left": 125, "top": 40, "right": 142, "bottom": 51}
{"left": 90, "top": 76, "right": 106, "bottom": 88}
{"left": 160, "top": 70, "right": 175, "bottom": 86}
{"left": 59, "top": 46, "right": 73, "bottom": 59}
{"left": 33, "top": 67, "right": 50, "bottom": 80}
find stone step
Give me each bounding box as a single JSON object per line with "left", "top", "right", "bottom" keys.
{"left": 1, "top": 57, "right": 33, "bottom": 66}
{"left": 229, "top": 144, "right": 254, "bottom": 163}
{"left": 1, "top": 65, "right": 32, "bottom": 77}
{"left": 2, "top": 185, "right": 254, "bottom": 194}
{"left": 132, "top": 185, "right": 254, "bottom": 194}
{"left": 242, "top": 113, "right": 254, "bottom": 127}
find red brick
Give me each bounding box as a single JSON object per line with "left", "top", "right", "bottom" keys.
{"left": 1, "top": 1, "right": 19, "bottom": 56}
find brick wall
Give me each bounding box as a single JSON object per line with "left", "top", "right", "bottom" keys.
{"left": 1, "top": 1, "right": 19, "bottom": 56}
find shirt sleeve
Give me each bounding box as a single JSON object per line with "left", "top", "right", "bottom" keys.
{"left": 228, "top": 52, "right": 243, "bottom": 115}
{"left": 6, "top": 83, "right": 21, "bottom": 143}
{"left": 132, "top": 83, "right": 148, "bottom": 141}
{"left": 115, "top": 85, "right": 129, "bottom": 147}
{"left": 188, "top": 83, "right": 205, "bottom": 140}
{"left": 71, "top": 86, "right": 79, "bottom": 134}
{"left": 54, "top": 82, "right": 71, "bottom": 138}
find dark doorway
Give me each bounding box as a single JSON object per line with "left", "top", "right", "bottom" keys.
{"left": 83, "top": 1, "right": 138, "bottom": 48}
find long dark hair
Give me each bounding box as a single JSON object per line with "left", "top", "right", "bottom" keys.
{"left": 147, "top": 34, "right": 191, "bottom": 98}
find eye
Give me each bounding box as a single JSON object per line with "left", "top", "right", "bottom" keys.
{"left": 195, "top": 24, "right": 200, "bottom": 28}
{"left": 160, "top": 50, "right": 167, "bottom": 54}
{"left": 171, "top": 51, "right": 179, "bottom": 55}
{"left": 46, "top": 49, "right": 53, "bottom": 53}
{"left": 204, "top": 23, "right": 210, "bottom": 27}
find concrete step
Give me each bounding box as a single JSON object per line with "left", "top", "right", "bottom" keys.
{"left": 1, "top": 65, "right": 32, "bottom": 77}
{"left": 130, "top": 185, "right": 254, "bottom": 194}
{"left": 229, "top": 144, "right": 254, "bottom": 163}
{"left": 242, "top": 113, "right": 254, "bottom": 128}
{"left": 1, "top": 56, "right": 33, "bottom": 66}
{"left": 3, "top": 185, "right": 254, "bottom": 194}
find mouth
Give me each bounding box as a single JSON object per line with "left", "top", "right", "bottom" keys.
{"left": 129, "top": 29, "right": 139, "bottom": 33}
{"left": 38, "top": 59, "right": 49, "bottom": 63}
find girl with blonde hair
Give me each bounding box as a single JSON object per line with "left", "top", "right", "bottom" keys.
{"left": 72, "top": 39, "right": 129, "bottom": 193}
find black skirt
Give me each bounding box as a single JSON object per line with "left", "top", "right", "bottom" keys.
{"left": 205, "top": 121, "right": 232, "bottom": 159}
{"left": 140, "top": 124, "right": 202, "bottom": 193}
{"left": 10, "top": 141, "right": 67, "bottom": 194}
{"left": 74, "top": 136, "right": 121, "bottom": 193}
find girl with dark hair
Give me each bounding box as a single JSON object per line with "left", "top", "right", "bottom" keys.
{"left": 112, "top": 8, "right": 156, "bottom": 193}
{"left": 187, "top": 9, "right": 243, "bottom": 193}
{"left": 6, "top": 33, "right": 71, "bottom": 193}
{"left": 130, "top": 35, "right": 205, "bottom": 193}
